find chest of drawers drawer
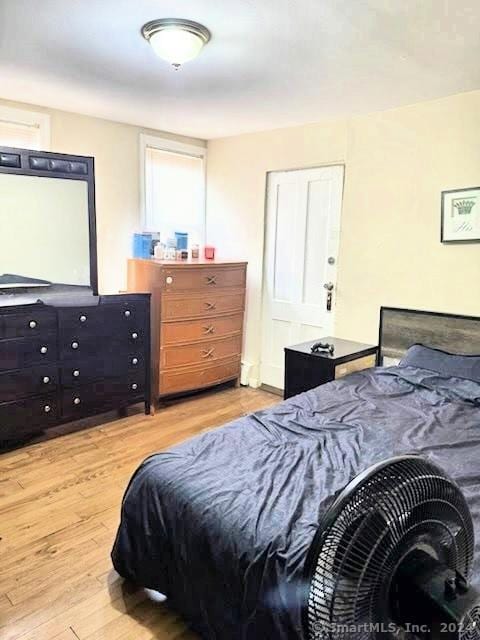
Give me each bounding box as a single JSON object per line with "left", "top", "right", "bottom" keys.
{"left": 58, "top": 302, "right": 146, "bottom": 333}
{"left": 62, "top": 375, "right": 145, "bottom": 419}
{"left": 59, "top": 327, "right": 145, "bottom": 361}
{"left": 161, "top": 290, "right": 245, "bottom": 322}
{"left": 160, "top": 334, "right": 242, "bottom": 370}
{"left": 161, "top": 313, "right": 243, "bottom": 346}
{"left": 0, "top": 336, "right": 57, "bottom": 371}
{"left": 61, "top": 352, "right": 145, "bottom": 387}
{"left": 159, "top": 358, "right": 240, "bottom": 396}
{"left": 163, "top": 265, "right": 246, "bottom": 292}
{"left": 0, "top": 365, "right": 58, "bottom": 402}
{"left": 0, "top": 308, "right": 56, "bottom": 339}
{"left": 0, "top": 393, "right": 58, "bottom": 444}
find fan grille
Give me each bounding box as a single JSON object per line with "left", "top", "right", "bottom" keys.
{"left": 305, "top": 456, "right": 474, "bottom": 640}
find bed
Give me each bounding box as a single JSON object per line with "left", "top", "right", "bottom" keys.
{"left": 112, "top": 307, "right": 480, "bottom": 639}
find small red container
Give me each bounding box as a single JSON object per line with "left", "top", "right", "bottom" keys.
{"left": 204, "top": 246, "right": 216, "bottom": 260}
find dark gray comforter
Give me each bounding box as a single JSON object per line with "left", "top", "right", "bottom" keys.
{"left": 112, "top": 365, "right": 480, "bottom": 639}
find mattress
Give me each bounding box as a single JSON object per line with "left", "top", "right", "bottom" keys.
{"left": 112, "top": 365, "right": 480, "bottom": 639}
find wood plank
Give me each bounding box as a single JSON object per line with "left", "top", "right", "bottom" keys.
{"left": 0, "top": 387, "right": 278, "bottom": 640}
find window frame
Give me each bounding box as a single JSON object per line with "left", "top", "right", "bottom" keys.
{"left": 0, "top": 105, "right": 51, "bottom": 151}
{"left": 139, "top": 133, "right": 207, "bottom": 239}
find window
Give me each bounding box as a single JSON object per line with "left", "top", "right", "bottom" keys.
{"left": 0, "top": 105, "right": 50, "bottom": 150}
{"left": 141, "top": 134, "right": 206, "bottom": 246}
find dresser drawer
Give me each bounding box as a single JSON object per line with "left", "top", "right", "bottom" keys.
{"left": 0, "top": 365, "right": 58, "bottom": 402}
{"left": 161, "top": 313, "right": 243, "bottom": 346}
{"left": 160, "top": 334, "right": 242, "bottom": 370}
{"left": 62, "top": 376, "right": 145, "bottom": 419}
{"left": 0, "top": 308, "right": 56, "bottom": 339}
{"left": 61, "top": 352, "right": 145, "bottom": 387}
{"left": 0, "top": 336, "right": 57, "bottom": 371}
{"left": 59, "top": 327, "right": 145, "bottom": 361}
{"left": 58, "top": 302, "right": 146, "bottom": 333}
{"left": 162, "top": 290, "right": 245, "bottom": 321}
{"left": 163, "top": 265, "right": 246, "bottom": 292}
{"left": 0, "top": 394, "right": 58, "bottom": 444}
{"left": 159, "top": 358, "right": 240, "bottom": 396}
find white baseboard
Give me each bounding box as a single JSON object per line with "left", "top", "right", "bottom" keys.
{"left": 240, "top": 361, "right": 260, "bottom": 388}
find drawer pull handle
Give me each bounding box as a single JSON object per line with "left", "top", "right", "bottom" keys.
{"left": 79, "top": 315, "right": 87, "bottom": 323}
{"left": 73, "top": 397, "right": 81, "bottom": 405}
{"left": 201, "top": 348, "right": 215, "bottom": 358}
{"left": 131, "top": 383, "right": 138, "bottom": 391}
{"left": 71, "top": 341, "right": 79, "bottom": 350}
{"left": 43, "top": 376, "right": 50, "bottom": 384}
{"left": 206, "top": 276, "right": 217, "bottom": 285}
{"left": 131, "top": 332, "right": 138, "bottom": 340}
{"left": 73, "top": 369, "right": 80, "bottom": 377}
{"left": 131, "top": 357, "right": 138, "bottom": 365}
{"left": 44, "top": 405, "right": 51, "bottom": 413}
{"left": 40, "top": 346, "right": 48, "bottom": 354}
{"left": 124, "top": 310, "right": 131, "bottom": 317}
{"left": 203, "top": 325, "right": 215, "bottom": 334}
{"left": 166, "top": 276, "right": 173, "bottom": 285}
{"left": 29, "top": 320, "right": 37, "bottom": 329}
{"left": 205, "top": 302, "right": 217, "bottom": 311}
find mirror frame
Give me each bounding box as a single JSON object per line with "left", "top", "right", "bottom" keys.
{"left": 0, "top": 145, "right": 98, "bottom": 294}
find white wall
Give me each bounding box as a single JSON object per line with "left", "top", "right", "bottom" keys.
{"left": 206, "top": 90, "right": 480, "bottom": 385}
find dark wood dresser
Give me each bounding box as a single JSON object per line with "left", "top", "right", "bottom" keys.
{"left": 127, "top": 259, "right": 247, "bottom": 400}
{"left": 0, "top": 293, "right": 150, "bottom": 447}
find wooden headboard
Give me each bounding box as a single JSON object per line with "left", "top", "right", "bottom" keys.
{"left": 378, "top": 307, "right": 480, "bottom": 364}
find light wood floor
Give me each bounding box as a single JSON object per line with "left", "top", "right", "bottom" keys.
{"left": 0, "top": 386, "right": 278, "bottom": 640}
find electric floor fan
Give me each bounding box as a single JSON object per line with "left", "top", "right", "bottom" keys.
{"left": 305, "top": 455, "right": 480, "bottom": 640}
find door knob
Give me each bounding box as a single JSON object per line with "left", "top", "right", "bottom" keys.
{"left": 324, "top": 282, "right": 334, "bottom": 312}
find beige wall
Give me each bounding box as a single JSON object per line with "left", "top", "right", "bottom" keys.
{"left": 0, "top": 98, "right": 206, "bottom": 294}
{"left": 206, "top": 90, "right": 480, "bottom": 384}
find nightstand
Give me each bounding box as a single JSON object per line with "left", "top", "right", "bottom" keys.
{"left": 284, "top": 337, "right": 378, "bottom": 400}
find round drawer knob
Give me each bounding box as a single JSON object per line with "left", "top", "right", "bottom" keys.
{"left": 131, "top": 383, "right": 138, "bottom": 391}
{"left": 29, "top": 320, "right": 37, "bottom": 329}
{"left": 73, "top": 369, "right": 80, "bottom": 377}
{"left": 166, "top": 276, "right": 173, "bottom": 285}
{"left": 73, "top": 397, "right": 81, "bottom": 405}
{"left": 124, "top": 310, "right": 131, "bottom": 317}
{"left": 79, "top": 315, "right": 87, "bottom": 323}
{"left": 71, "top": 341, "right": 79, "bottom": 350}
{"left": 131, "top": 357, "right": 138, "bottom": 365}
{"left": 40, "top": 346, "right": 48, "bottom": 354}
{"left": 43, "top": 376, "right": 50, "bottom": 384}
{"left": 44, "top": 405, "right": 51, "bottom": 413}
{"left": 131, "top": 332, "right": 138, "bottom": 340}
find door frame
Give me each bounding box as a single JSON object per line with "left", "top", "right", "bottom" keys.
{"left": 259, "top": 163, "right": 346, "bottom": 391}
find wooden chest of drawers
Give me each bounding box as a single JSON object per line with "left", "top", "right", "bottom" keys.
{"left": 0, "top": 293, "right": 150, "bottom": 448}
{"left": 127, "top": 259, "right": 247, "bottom": 400}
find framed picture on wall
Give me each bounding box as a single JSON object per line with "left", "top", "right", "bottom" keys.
{"left": 441, "top": 187, "right": 480, "bottom": 243}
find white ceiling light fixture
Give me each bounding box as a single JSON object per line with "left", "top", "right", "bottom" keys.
{"left": 142, "top": 18, "right": 211, "bottom": 70}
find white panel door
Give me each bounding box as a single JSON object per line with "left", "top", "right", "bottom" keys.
{"left": 260, "top": 165, "right": 344, "bottom": 389}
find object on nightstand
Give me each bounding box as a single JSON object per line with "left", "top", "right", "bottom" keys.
{"left": 284, "top": 337, "right": 378, "bottom": 399}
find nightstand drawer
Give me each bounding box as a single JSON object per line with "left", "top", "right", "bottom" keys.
{"left": 335, "top": 354, "right": 377, "bottom": 379}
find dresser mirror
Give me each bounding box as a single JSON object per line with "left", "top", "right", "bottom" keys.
{"left": 0, "top": 146, "right": 97, "bottom": 298}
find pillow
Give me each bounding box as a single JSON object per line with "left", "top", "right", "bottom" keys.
{"left": 400, "top": 343, "right": 480, "bottom": 383}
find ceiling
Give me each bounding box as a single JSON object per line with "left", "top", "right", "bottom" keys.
{"left": 0, "top": 0, "right": 479, "bottom": 139}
